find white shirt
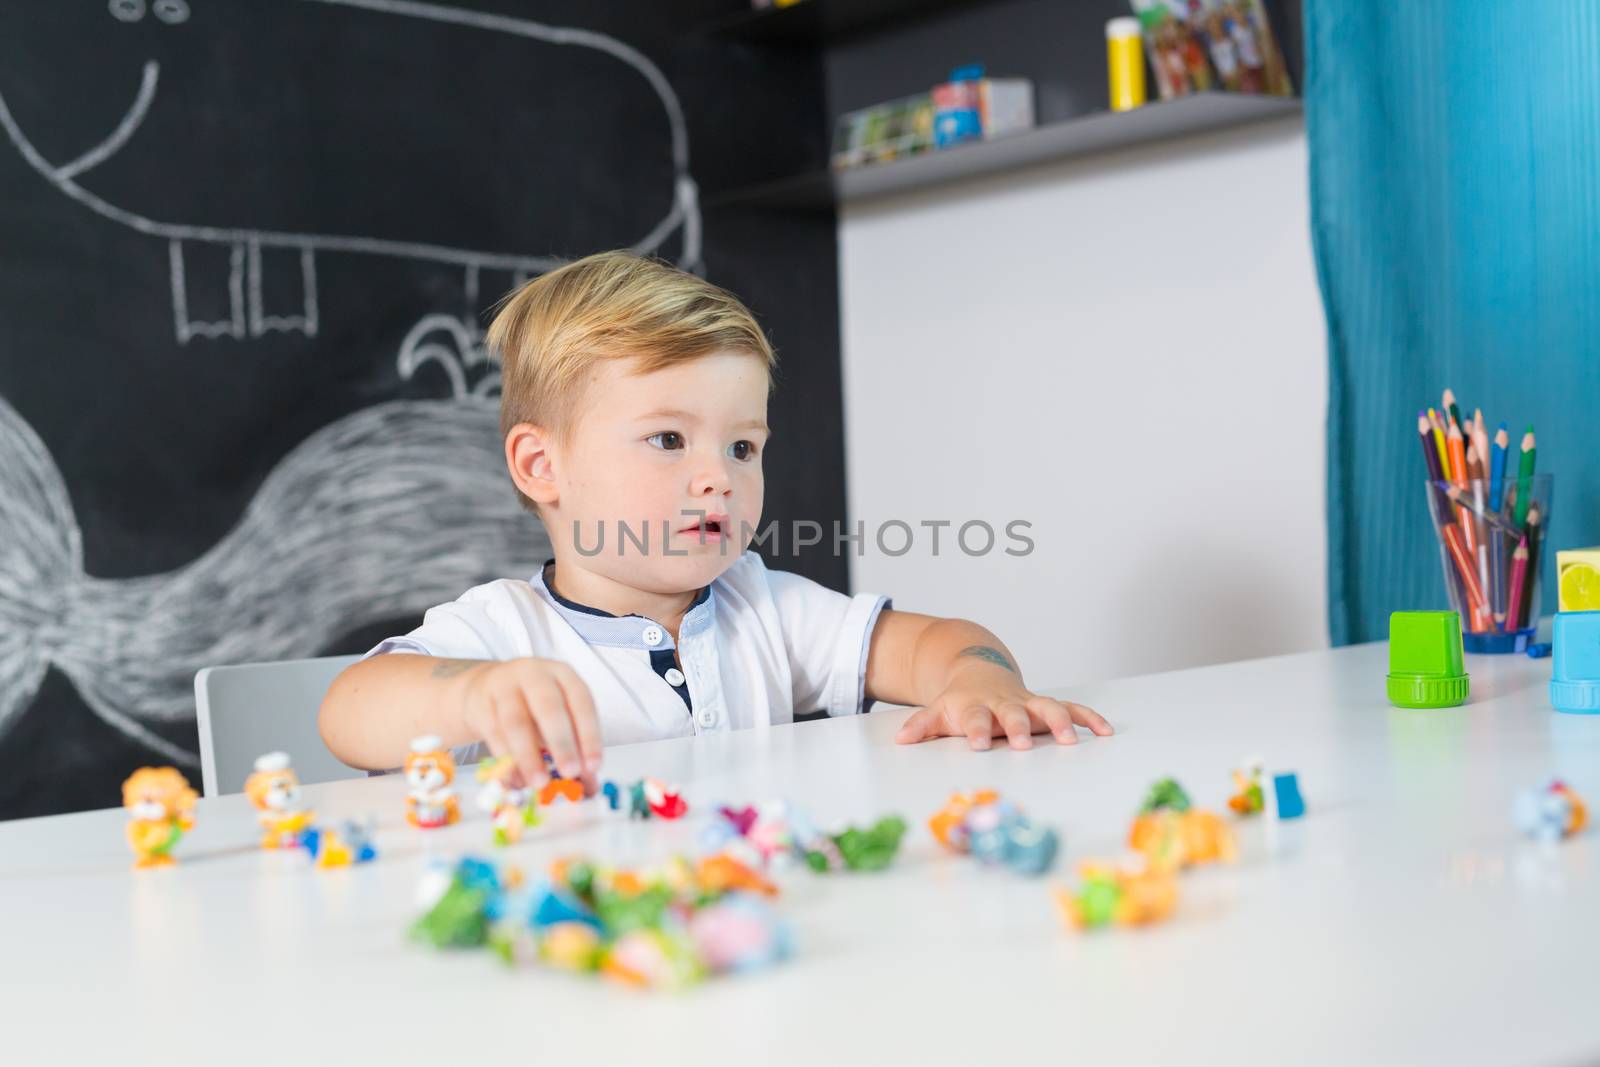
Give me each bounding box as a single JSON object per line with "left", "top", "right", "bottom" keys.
{"left": 364, "top": 551, "right": 891, "bottom": 765}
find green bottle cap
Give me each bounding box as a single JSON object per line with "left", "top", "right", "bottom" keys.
{"left": 1386, "top": 610, "right": 1470, "bottom": 708}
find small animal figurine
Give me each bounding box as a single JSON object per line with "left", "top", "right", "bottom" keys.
{"left": 644, "top": 778, "right": 688, "bottom": 820}
{"left": 537, "top": 750, "right": 585, "bottom": 805}
{"left": 1057, "top": 858, "right": 1179, "bottom": 931}
{"left": 244, "top": 751, "right": 315, "bottom": 849}
{"left": 122, "top": 767, "right": 198, "bottom": 869}
{"left": 1515, "top": 779, "right": 1588, "bottom": 842}
{"left": 302, "top": 818, "right": 378, "bottom": 868}
{"left": 405, "top": 735, "right": 461, "bottom": 829}
{"left": 1129, "top": 808, "right": 1237, "bottom": 872}
{"left": 476, "top": 756, "right": 541, "bottom": 846}
{"left": 1228, "top": 759, "right": 1265, "bottom": 816}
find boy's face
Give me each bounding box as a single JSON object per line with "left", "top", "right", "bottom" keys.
{"left": 543, "top": 349, "right": 770, "bottom": 593}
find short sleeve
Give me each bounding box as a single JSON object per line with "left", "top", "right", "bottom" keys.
{"left": 764, "top": 568, "right": 891, "bottom": 717}
{"left": 360, "top": 586, "right": 528, "bottom": 770}
{"left": 362, "top": 589, "right": 524, "bottom": 663}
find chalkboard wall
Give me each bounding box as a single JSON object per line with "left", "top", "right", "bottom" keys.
{"left": 0, "top": 0, "right": 842, "bottom": 818}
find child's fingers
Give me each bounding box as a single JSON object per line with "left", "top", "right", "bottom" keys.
{"left": 550, "top": 663, "right": 604, "bottom": 776}
{"left": 894, "top": 704, "right": 945, "bottom": 745}
{"left": 1026, "top": 697, "right": 1080, "bottom": 745}
{"left": 494, "top": 694, "right": 547, "bottom": 787}
{"left": 523, "top": 676, "right": 583, "bottom": 778}
{"left": 958, "top": 705, "right": 995, "bottom": 750}
{"left": 994, "top": 702, "right": 1033, "bottom": 749}
{"left": 1067, "top": 701, "right": 1114, "bottom": 736}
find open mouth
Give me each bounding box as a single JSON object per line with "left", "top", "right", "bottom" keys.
{"left": 680, "top": 514, "right": 731, "bottom": 540}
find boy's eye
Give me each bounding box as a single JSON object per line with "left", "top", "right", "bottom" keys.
{"left": 646, "top": 432, "right": 684, "bottom": 451}
{"left": 728, "top": 440, "right": 757, "bottom": 461}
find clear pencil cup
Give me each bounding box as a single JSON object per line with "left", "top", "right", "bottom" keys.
{"left": 1424, "top": 473, "right": 1552, "bottom": 653}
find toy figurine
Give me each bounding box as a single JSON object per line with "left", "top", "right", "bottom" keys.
{"left": 644, "top": 778, "right": 688, "bottom": 820}
{"left": 1129, "top": 807, "right": 1236, "bottom": 872}
{"left": 476, "top": 756, "right": 540, "bottom": 846}
{"left": 302, "top": 818, "right": 378, "bottom": 868}
{"left": 537, "top": 750, "right": 585, "bottom": 805}
{"left": 122, "top": 767, "right": 198, "bottom": 869}
{"left": 1139, "top": 777, "right": 1192, "bottom": 814}
{"left": 1228, "top": 760, "right": 1265, "bottom": 816}
{"left": 404, "top": 735, "right": 461, "bottom": 829}
{"left": 928, "top": 790, "right": 1057, "bottom": 875}
{"left": 1057, "top": 858, "right": 1178, "bottom": 931}
{"left": 1515, "top": 779, "right": 1588, "bottom": 842}
{"left": 244, "top": 751, "right": 315, "bottom": 849}
{"left": 928, "top": 789, "right": 1000, "bottom": 852}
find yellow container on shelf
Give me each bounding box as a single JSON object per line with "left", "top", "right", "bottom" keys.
{"left": 1106, "top": 17, "right": 1147, "bottom": 112}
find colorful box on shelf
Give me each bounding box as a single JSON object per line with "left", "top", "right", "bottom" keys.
{"left": 931, "top": 64, "right": 1034, "bottom": 148}
{"left": 831, "top": 93, "right": 935, "bottom": 170}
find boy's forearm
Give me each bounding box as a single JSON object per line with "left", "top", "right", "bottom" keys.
{"left": 318, "top": 655, "right": 489, "bottom": 770}
{"left": 867, "top": 610, "right": 1022, "bottom": 707}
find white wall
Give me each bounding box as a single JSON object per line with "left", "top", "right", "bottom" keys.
{"left": 838, "top": 116, "right": 1328, "bottom": 690}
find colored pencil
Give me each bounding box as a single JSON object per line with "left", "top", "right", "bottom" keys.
{"left": 1443, "top": 522, "right": 1488, "bottom": 616}
{"left": 1472, "top": 409, "right": 1488, "bottom": 482}
{"left": 1488, "top": 423, "right": 1508, "bottom": 512}
{"left": 1517, "top": 503, "right": 1545, "bottom": 629}
{"left": 1513, "top": 427, "right": 1537, "bottom": 528}
{"left": 1446, "top": 421, "right": 1476, "bottom": 558}
{"left": 1505, "top": 535, "right": 1529, "bottom": 633}
{"left": 1428, "top": 409, "right": 1450, "bottom": 477}
{"left": 1443, "top": 388, "right": 1463, "bottom": 435}
{"left": 1464, "top": 441, "right": 1490, "bottom": 611}
{"left": 1417, "top": 412, "right": 1449, "bottom": 522}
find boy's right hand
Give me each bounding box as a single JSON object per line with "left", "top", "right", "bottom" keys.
{"left": 454, "top": 658, "right": 602, "bottom": 791}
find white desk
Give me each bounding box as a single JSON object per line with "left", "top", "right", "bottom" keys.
{"left": 3, "top": 642, "right": 1597, "bottom": 1066}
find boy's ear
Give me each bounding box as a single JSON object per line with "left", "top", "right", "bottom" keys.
{"left": 505, "top": 423, "right": 560, "bottom": 507}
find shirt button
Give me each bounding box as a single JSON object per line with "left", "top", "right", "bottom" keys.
{"left": 696, "top": 707, "right": 718, "bottom": 729}
{"left": 642, "top": 626, "right": 664, "bottom": 647}
{"left": 664, "top": 667, "right": 685, "bottom": 687}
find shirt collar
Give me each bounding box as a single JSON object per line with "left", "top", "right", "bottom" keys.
{"left": 533, "top": 560, "right": 712, "bottom": 649}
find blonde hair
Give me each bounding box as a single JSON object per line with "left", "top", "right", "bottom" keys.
{"left": 486, "top": 252, "right": 776, "bottom": 509}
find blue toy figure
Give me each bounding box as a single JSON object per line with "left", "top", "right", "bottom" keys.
{"left": 1272, "top": 773, "right": 1306, "bottom": 820}
{"left": 1550, "top": 611, "right": 1600, "bottom": 714}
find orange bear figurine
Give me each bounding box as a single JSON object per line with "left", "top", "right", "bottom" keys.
{"left": 404, "top": 735, "right": 461, "bottom": 829}
{"left": 244, "top": 751, "right": 315, "bottom": 849}
{"left": 122, "top": 767, "right": 198, "bottom": 869}
{"left": 1128, "top": 808, "right": 1237, "bottom": 872}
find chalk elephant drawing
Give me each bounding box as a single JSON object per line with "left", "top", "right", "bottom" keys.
{"left": 0, "top": 0, "right": 701, "bottom": 343}
{"left": 0, "top": 1, "right": 703, "bottom": 764}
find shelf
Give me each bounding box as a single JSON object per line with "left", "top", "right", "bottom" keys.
{"left": 701, "top": 0, "right": 986, "bottom": 46}
{"left": 707, "top": 92, "right": 1303, "bottom": 211}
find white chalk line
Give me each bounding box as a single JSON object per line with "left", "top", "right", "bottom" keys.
{"left": 51, "top": 60, "right": 159, "bottom": 182}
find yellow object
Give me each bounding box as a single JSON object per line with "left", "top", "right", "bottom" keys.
{"left": 1106, "top": 17, "right": 1147, "bottom": 112}
{"left": 1557, "top": 549, "right": 1600, "bottom": 612}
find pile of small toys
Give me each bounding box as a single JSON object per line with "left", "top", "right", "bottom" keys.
{"left": 123, "top": 730, "right": 1597, "bottom": 973}
{"left": 411, "top": 851, "right": 791, "bottom": 991}
{"left": 1054, "top": 764, "right": 1309, "bottom": 933}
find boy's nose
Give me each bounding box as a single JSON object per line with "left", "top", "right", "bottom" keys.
{"left": 689, "top": 465, "right": 732, "bottom": 497}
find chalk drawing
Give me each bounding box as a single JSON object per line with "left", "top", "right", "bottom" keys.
{"left": 0, "top": 337, "right": 545, "bottom": 765}
{"left": 0, "top": 0, "right": 701, "bottom": 343}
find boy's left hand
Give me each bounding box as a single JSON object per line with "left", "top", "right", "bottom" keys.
{"left": 894, "top": 664, "right": 1112, "bottom": 750}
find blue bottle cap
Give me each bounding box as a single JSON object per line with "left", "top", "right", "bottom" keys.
{"left": 1551, "top": 611, "right": 1600, "bottom": 714}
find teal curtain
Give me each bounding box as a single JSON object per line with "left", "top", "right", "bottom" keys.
{"left": 1307, "top": 2, "right": 1600, "bottom": 644}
